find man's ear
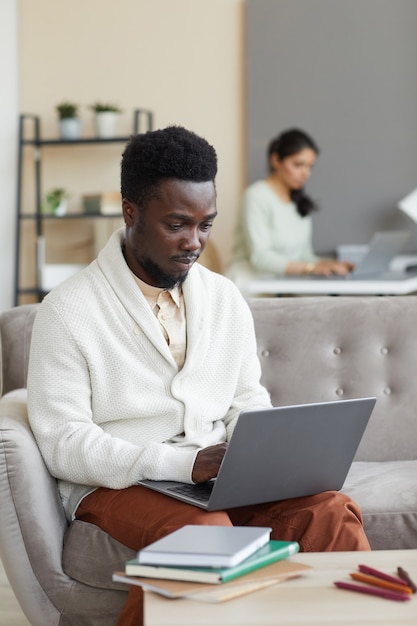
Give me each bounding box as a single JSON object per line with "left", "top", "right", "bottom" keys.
{"left": 122, "top": 199, "right": 136, "bottom": 226}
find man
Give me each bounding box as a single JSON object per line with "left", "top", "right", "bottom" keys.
{"left": 27, "top": 126, "right": 370, "bottom": 626}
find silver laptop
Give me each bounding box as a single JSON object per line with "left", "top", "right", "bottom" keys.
{"left": 306, "top": 231, "right": 411, "bottom": 281}
{"left": 138, "top": 397, "right": 376, "bottom": 510}
{"left": 349, "top": 231, "right": 409, "bottom": 277}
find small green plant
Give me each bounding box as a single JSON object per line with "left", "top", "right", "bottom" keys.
{"left": 90, "top": 102, "right": 122, "bottom": 113}
{"left": 41, "top": 188, "right": 69, "bottom": 215}
{"left": 56, "top": 102, "right": 79, "bottom": 119}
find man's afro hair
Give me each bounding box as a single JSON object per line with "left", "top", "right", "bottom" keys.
{"left": 121, "top": 125, "right": 217, "bottom": 205}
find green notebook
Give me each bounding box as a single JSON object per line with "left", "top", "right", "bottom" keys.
{"left": 125, "top": 540, "right": 299, "bottom": 584}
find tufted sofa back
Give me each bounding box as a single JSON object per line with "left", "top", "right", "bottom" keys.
{"left": 248, "top": 296, "right": 417, "bottom": 463}
{"left": 2, "top": 297, "right": 417, "bottom": 463}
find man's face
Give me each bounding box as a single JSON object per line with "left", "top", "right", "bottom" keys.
{"left": 122, "top": 179, "right": 217, "bottom": 289}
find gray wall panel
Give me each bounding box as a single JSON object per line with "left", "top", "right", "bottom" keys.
{"left": 246, "top": 0, "right": 417, "bottom": 253}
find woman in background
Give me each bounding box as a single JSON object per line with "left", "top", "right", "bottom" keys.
{"left": 228, "top": 129, "right": 352, "bottom": 284}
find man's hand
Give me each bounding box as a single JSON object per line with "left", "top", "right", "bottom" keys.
{"left": 192, "top": 443, "right": 228, "bottom": 483}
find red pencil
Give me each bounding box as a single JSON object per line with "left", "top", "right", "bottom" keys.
{"left": 334, "top": 581, "right": 411, "bottom": 602}
{"left": 358, "top": 564, "right": 409, "bottom": 587}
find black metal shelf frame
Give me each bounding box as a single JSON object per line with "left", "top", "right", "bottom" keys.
{"left": 14, "top": 108, "right": 153, "bottom": 305}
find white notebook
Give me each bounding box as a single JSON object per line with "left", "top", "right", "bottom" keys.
{"left": 137, "top": 525, "right": 272, "bottom": 568}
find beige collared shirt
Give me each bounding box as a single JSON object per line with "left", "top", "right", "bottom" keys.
{"left": 132, "top": 274, "right": 187, "bottom": 370}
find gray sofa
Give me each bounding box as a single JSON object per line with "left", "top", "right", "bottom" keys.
{"left": 1, "top": 297, "right": 417, "bottom": 624}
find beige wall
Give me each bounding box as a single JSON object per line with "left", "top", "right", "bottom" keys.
{"left": 0, "top": 1, "right": 18, "bottom": 312}
{"left": 17, "top": 0, "right": 244, "bottom": 280}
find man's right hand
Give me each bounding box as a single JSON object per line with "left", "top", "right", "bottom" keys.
{"left": 191, "top": 442, "right": 228, "bottom": 483}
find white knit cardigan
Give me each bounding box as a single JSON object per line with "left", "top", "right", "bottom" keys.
{"left": 27, "top": 229, "right": 271, "bottom": 520}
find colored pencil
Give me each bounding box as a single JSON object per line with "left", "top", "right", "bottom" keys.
{"left": 358, "top": 564, "right": 409, "bottom": 587}
{"left": 350, "top": 572, "right": 412, "bottom": 594}
{"left": 334, "top": 581, "right": 411, "bottom": 602}
{"left": 397, "top": 567, "right": 417, "bottom": 594}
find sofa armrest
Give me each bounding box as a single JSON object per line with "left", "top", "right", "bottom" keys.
{"left": 0, "top": 304, "right": 38, "bottom": 396}
{"left": 0, "top": 389, "right": 72, "bottom": 625}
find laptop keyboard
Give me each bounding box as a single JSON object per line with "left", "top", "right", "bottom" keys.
{"left": 167, "top": 481, "right": 214, "bottom": 502}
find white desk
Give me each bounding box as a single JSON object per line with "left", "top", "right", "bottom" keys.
{"left": 244, "top": 274, "right": 417, "bottom": 296}
{"left": 144, "top": 549, "right": 417, "bottom": 626}
{"left": 242, "top": 255, "right": 417, "bottom": 297}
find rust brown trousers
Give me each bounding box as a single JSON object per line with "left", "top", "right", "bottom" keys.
{"left": 76, "top": 485, "right": 370, "bottom": 626}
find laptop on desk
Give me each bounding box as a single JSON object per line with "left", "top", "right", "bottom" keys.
{"left": 138, "top": 397, "right": 376, "bottom": 510}
{"left": 350, "top": 231, "right": 409, "bottom": 276}
{"left": 304, "top": 231, "right": 413, "bottom": 282}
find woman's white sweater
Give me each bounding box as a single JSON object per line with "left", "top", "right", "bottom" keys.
{"left": 27, "top": 229, "right": 272, "bottom": 520}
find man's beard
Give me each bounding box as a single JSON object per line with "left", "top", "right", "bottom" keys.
{"left": 139, "top": 256, "right": 189, "bottom": 290}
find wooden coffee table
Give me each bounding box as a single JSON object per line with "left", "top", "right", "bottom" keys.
{"left": 144, "top": 549, "right": 417, "bottom": 625}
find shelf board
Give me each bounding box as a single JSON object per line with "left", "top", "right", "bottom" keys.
{"left": 17, "top": 287, "right": 45, "bottom": 295}
{"left": 21, "top": 136, "right": 131, "bottom": 146}
{"left": 20, "top": 213, "right": 122, "bottom": 220}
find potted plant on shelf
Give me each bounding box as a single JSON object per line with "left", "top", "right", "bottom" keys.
{"left": 90, "top": 102, "right": 122, "bottom": 138}
{"left": 41, "top": 188, "right": 69, "bottom": 216}
{"left": 56, "top": 101, "right": 81, "bottom": 140}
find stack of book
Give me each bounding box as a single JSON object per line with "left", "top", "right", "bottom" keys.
{"left": 113, "top": 525, "right": 310, "bottom": 602}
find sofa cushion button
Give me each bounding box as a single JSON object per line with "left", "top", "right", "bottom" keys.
{"left": 383, "top": 386, "right": 392, "bottom": 395}
{"left": 336, "top": 388, "right": 344, "bottom": 396}
{"left": 380, "top": 347, "right": 388, "bottom": 355}
{"left": 261, "top": 349, "right": 270, "bottom": 357}
{"left": 333, "top": 347, "right": 342, "bottom": 355}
